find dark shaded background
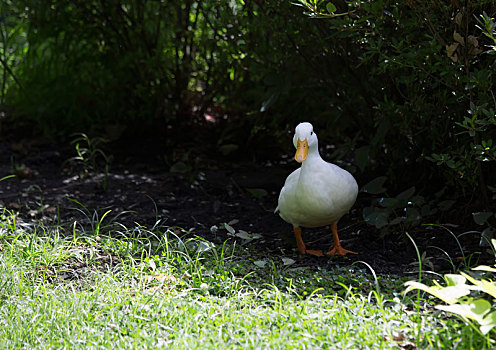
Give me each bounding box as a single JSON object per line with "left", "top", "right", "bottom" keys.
{"left": 1, "top": 1, "right": 495, "bottom": 244}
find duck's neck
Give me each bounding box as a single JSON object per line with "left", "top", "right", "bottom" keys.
{"left": 301, "top": 142, "right": 323, "bottom": 171}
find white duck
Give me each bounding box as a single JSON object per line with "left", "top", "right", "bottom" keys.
{"left": 276, "top": 122, "right": 358, "bottom": 256}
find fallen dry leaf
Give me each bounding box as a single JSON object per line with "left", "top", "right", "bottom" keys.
{"left": 142, "top": 273, "right": 177, "bottom": 284}
{"left": 446, "top": 43, "right": 459, "bottom": 62}
{"left": 43, "top": 206, "right": 58, "bottom": 215}
{"left": 455, "top": 12, "right": 462, "bottom": 26}
{"left": 453, "top": 31, "right": 464, "bottom": 45}
{"left": 7, "top": 202, "right": 21, "bottom": 210}
{"left": 384, "top": 334, "right": 417, "bottom": 349}
{"left": 14, "top": 165, "right": 33, "bottom": 179}
{"left": 467, "top": 35, "right": 478, "bottom": 48}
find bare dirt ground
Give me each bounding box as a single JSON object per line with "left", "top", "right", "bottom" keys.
{"left": 0, "top": 125, "right": 489, "bottom": 276}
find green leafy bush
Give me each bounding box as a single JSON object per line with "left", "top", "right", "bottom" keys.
{"left": 361, "top": 176, "right": 454, "bottom": 230}
{"left": 2, "top": 0, "right": 496, "bottom": 216}
{"left": 0, "top": 1, "right": 26, "bottom": 107}
{"left": 6, "top": 1, "right": 257, "bottom": 135}
{"left": 293, "top": 1, "right": 496, "bottom": 210}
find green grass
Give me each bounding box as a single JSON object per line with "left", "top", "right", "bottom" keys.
{"left": 0, "top": 208, "right": 493, "bottom": 349}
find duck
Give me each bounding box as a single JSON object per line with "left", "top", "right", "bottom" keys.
{"left": 276, "top": 122, "right": 358, "bottom": 256}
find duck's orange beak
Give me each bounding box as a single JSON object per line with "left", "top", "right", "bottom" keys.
{"left": 295, "top": 138, "right": 308, "bottom": 163}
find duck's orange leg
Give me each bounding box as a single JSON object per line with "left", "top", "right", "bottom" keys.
{"left": 326, "top": 222, "right": 357, "bottom": 255}
{"left": 293, "top": 227, "right": 324, "bottom": 256}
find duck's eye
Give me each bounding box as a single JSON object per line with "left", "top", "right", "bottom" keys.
{"left": 310, "top": 131, "right": 313, "bottom": 135}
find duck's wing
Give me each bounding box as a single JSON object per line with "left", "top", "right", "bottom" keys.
{"left": 275, "top": 168, "right": 301, "bottom": 214}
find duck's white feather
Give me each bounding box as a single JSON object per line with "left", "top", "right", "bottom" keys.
{"left": 277, "top": 123, "right": 358, "bottom": 228}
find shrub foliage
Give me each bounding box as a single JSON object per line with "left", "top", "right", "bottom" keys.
{"left": 1, "top": 0, "right": 495, "bottom": 211}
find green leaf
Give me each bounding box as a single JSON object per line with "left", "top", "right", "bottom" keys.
{"left": 410, "top": 195, "right": 425, "bottom": 206}
{"left": 438, "top": 200, "right": 455, "bottom": 211}
{"left": 282, "top": 257, "right": 296, "bottom": 266}
{"left": 437, "top": 299, "right": 491, "bottom": 325}
{"left": 369, "top": 0, "right": 384, "bottom": 13}
{"left": 445, "top": 274, "right": 467, "bottom": 286}
{"left": 481, "top": 311, "right": 496, "bottom": 335}
{"left": 254, "top": 260, "right": 267, "bottom": 268}
{"left": 197, "top": 241, "right": 215, "bottom": 253}
{"left": 235, "top": 230, "right": 262, "bottom": 240}
{"left": 461, "top": 272, "right": 496, "bottom": 299}
{"left": 473, "top": 211, "right": 494, "bottom": 225}
{"left": 377, "top": 197, "right": 398, "bottom": 208}
{"left": 355, "top": 145, "right": 370, "bottom": 172}
{"left": 435, "top": 286, "right": 473, "bottom": 304}
{"left": 420, "top": 204, "right": 436, "bottom": 217}
{"left": 404, "top": 280, "right": 471, "bottom": 304}
{"left": 479, "top": 227, "right": 494, "bottom": 247}
{"left": 170, "top": 161, "right": 189, "bottom": 174}
{"left": 363, "top": 207, "right": 388, "bottom": 228}
{"left": 472, "top": 265, "right": 496, "bottom": 273}
{"left": 223, "top": 223, "right": 236, "bottom": 235}
{"left": 396, "top": 186, "right": 415, "bottom": 203}
{"left": 388, "top": 217, "right": 404, "bottom": 225}
{"left": 405, "top": 207, "right": 420, "bottom": 222}
{"left": 371, "top": 119, "right": 390, "bottom": 146}
{"left": 361, "top": 176, "right": 387, "bottom": 194}
{"left": 326, "top": 3, "right": 337, "bottom": 13}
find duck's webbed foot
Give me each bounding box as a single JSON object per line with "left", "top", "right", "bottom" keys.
{"left": 325, "top": 222, "right": 357, "bottom": 256}
{"left": 293, "top": 227, "right": 325, "bottom": 256}
{"left": 305, "top": 249, "right": 324, "bottom": 256}
{"left": 325, "top": 245, "right": 357, "bottom": 256}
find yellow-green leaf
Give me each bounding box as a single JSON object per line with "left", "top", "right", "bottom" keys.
{"left": 404, "top": 281, "right": 471, "bottom": 304}
{"left": 445, "top": 274, "right": 467, "bottom": 286}
{"left": 326, "top": 3, "right": 337, "bottom": 13}
{"left": 461, "top": 272, "right": 496, "bottom": 299}
{"left": 472, "top": 265, "right": 496, "bottom": 273}
{"left": 481, "top": 311, "right": 496, "bottom": 335}
{"left": 437, "top": 299, "right": 491, "bottom": 325}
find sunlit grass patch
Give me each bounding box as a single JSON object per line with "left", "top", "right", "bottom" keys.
{"left": 0, "top": 208, "right": 492, "bottom": 349}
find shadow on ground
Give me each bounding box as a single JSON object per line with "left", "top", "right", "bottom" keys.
{"left": 0, "top": 130, "right": 488, "bottom": 276}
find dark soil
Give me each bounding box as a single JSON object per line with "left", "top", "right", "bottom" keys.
{"left": 0, "top": 128, "right": 490, "bottom": 276}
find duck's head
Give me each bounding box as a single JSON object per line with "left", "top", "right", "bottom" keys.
{"left": 293, "top": 122, "right": 318, "bottom": 163}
